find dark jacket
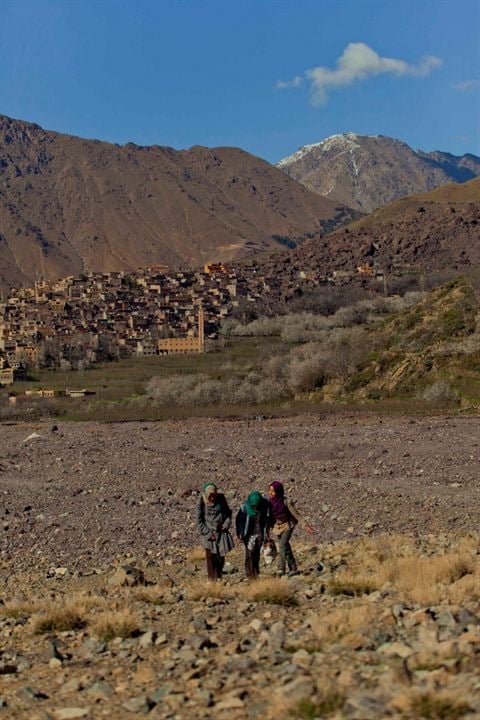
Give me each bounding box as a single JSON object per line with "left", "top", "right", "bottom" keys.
{"left": 196, "top": 493, "right": 234, "bottom": 556}
{"left": 235, "top": 498, "right": 271, "bottom": 543}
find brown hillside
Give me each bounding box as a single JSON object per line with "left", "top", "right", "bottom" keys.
{"left": 0, "top": 115, "right": 356, "bottom": 290}
{"left": 284, "top": 177, "right": 480, "bottom": 276}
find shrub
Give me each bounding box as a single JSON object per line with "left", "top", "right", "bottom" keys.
{"left": 287, "top": 355, "right": 326, "bottom": 393}
{"left": 91, "top": 610, "right": 140, "bottom": 641}
{"left": 292, "top": 692, "right": 345, "bottom": 719}
{"left": 419, "top": 381, "right": 459, "bottom": 405}
{"left": 33, "top": 603, "right": 88, "bottom": 634}
{"left": 408, "top": 692, "right": 471, "bottom": 719}
{"left": 188, "top": 582, "right": 233, "bottom": 601}
{"left": 328, "top": 572, "right": 378, "bottom": 597}
{"left": 312, "top": 605, "right": 378, "bottom": 647}
{"left": 241, "top": 578, "right": 298, "bottom": 606}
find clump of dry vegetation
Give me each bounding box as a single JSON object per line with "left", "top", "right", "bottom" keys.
{"left": 312, "top": 604, "right": 380, "bottom": 648}
{"left": 2, "top": 598, "right": 36, "bottom": 619}
{"left": 407, "top": 691, "right": 472, "bottom": 719}
{"left": 241, "top": 578, "right": 299, "bottom": 606}
{"left": 328, "top": 571, "right": 379, "bottom": 597}
{"left": 323, "top": 533, "right": 478, "bottom": 606}
{"left": 292, "top": 691, "right": 346, "bottom": 720}
{"left": 187, "top": 581, "right": 234, "bottom": 602}
{"left": 91, "top": 609, "right": 140, "bottom": 641}
{"left": 32, "top": 601, "right": 89, "bottom": 634}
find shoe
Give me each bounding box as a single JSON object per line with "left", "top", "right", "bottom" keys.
{"left": 288, "top": 570, "right": 298, "bottom": 577}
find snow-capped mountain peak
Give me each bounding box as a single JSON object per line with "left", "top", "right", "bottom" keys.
{"left": 277, "top": 132, "right": 370, "bottom": 168}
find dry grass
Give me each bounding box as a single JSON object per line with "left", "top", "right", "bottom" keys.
{"left": 324, "top": 534, "right": 478, "bottom": 605}
{"left": 2, "top": 599, "right": 36, "bottom": 619}
{"left": 32, "top": 600, "right": 89, "bottom": 634}
{"left": 240, "top": 578, "right": 298, "bottom": 606}
{"left": 91, "top": 609, "right": 140, "bottom": 641}
{"left": 268, "top": 688, "right": 345, "bottom": 720}
{"left": 328, "top": 571, "right": 379, "bottom": 597}
{"left": 312, "top": 604, "right": 379, "bottom": 648}
{"left": 187, "top": 581, "right": 234, "bottom": 601}
{"left": 406, "top": 691, "right": 471, "bottom": 719}
{"left": 381, "top": 552, "right": 476, "bottom": 605}
{"left": 131, "top": 585, "right": 168, "bottom": 605}
{"left": 186, "top": 547, "right": 206, "bottom": 563}
{"left": 292, "top": 692, "right": 345, "bottom": 719}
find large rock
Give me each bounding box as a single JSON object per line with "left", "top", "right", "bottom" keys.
{"left": 109, "top": 565, "right": 145, "bottom": 588}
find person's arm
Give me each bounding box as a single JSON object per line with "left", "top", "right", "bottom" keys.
{"left": 288, "top": 500, "right": 314, "bottom": 535}
{"left": 235, "top": 507, "right": 245, "bottom": 539}
{"left": 219, "top": 494, "right": 232, "bottom": 531}
{"left": 263, "top": 499, "right": 272, "bottom": 539}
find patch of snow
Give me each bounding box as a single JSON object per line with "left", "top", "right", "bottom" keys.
{"left": 322, "top": 183, "right": 336, "bottom": 196}
{"left": 277, "top": 131, "right": 369, "bottom": 167}
{"left": 350, "top": 148, "right": 360, "bottom": 177}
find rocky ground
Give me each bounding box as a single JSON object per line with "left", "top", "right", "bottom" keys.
{"left": 1, "top": 414, "right": 480, "bottom": 718}
{"left": 1, "top": 414, "right": 479, "bottom": 570}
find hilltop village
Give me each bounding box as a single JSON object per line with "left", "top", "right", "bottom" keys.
{"left": 0, "top": 256, "right": 387, "bottom": 385}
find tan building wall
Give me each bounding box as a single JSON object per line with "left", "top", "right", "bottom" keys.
{"left": 157, "top": 337, "right": 202, "bottom": 354}
{"left": 157, "top": 308, "right": 204, "bottom": 355}
{"left": 0, "top": 368, "right": 14, "bottom": 385}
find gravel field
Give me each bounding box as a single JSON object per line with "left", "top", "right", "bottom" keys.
{"left": 1, "top": 414, "right": 479, "bottom": 571}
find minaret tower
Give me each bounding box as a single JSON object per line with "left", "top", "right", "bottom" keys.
{"left": 197, "top": 307, "right": 205, "bottom": 351}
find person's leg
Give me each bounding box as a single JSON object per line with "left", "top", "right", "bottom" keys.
{"left": 277, "top": 527, "right": 293, "bottom": 575}
{"left": 252, "top": 542, "right": 260, "bottom": 578}
{"left": 285, "top": 535, "right": 297, "bottom": 573}
{"left": 244, "top": 545, "right": 254, "bottom": 578}
{"left": 205, "top": 549, "right": 216, "bottom": 580}
{"left": 216, "top": 554, "right": 225, "bottom": 580}
{"left": 279, "top": 526, "right": 296, "bottom": 572}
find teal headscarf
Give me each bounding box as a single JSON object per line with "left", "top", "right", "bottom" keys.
{"left": 245, "top": 491, "right": 262, "bottom": 517}
{"left": 202, "top": 483, "right": 217, "bottom": 503}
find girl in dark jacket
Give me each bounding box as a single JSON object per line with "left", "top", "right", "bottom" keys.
{"left": 196, "top": 483, "right": 234, "bottom": 580}
{"left": 236, "top": 491, "right": 271, "bottom": 579}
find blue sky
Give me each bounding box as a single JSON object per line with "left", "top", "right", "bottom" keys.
{"left": 1, "top": 0, "right": 478, "bottom": 162}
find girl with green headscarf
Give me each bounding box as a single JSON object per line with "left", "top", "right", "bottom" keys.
{"left": 235, "top": 491, "right": 271, "bottom": 579}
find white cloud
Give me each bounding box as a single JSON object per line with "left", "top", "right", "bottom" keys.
{"left": 454, "top": 79, "right": 479, "bottom": 92}
{"left": 277, "top": 42, "right": 442, "bottom": 105}
{"left": 276, "top": 76, "right": 303, "bottom": 90}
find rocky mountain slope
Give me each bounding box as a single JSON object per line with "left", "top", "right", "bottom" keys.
{"left": 268, "top": 177, "right": 480, "bottom": 280}
{"left": 0, "top": 115, "right": 356, "bottom": 290}
{"left": 277, "top": 133, "right": 480, "bottom": 213}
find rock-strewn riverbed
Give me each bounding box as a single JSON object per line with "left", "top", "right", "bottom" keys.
{"left": 1, "top": 415, "right": 480, "bottom": 719}
{"left": 1, "top": 414, "right": 479, "bottom": 570}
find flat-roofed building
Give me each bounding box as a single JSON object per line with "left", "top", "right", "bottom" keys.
{"left": 157, "top": 308, "right": 204, "bottom": 355}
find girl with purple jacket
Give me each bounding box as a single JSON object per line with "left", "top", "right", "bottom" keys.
{"left": 268, "top": 481, "right": 313, "bottom": 577}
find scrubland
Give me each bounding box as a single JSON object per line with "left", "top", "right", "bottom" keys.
{"left": 3, "top": 277, "right": 478, "bottom": 423}
{"left": 1, "top": 533, "right": 479, "bottom": 719}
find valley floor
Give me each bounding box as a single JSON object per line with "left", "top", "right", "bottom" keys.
{"left": 1, "top": 414, "right": 479, "bottom": 570}
{"left": 1, "top": 415, "right": 479, "bottom": 718}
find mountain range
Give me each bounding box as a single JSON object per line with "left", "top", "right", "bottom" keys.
{"left": 0, "top": 114, "right": 355, "bottom": 290}
{"left": 277, "top": 133, "right": 480, "bottom": 213}
{"left": 0, "top": 115, "right": 479, "bottom": 293}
